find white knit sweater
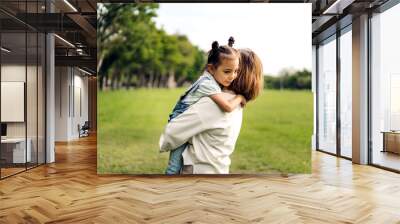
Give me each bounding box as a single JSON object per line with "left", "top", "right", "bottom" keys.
{"left": 159, "top": 92, "right": 242, "bottom": 174}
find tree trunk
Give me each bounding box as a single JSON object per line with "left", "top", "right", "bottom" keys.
{"left": 117, "top": 76, "right": 123, "bottom": 89}
{"left": 143, "top": 73, "right": 149, "bottom": 88}
{"left": 139, "top": 73, "right": 145, "bottom": 87}
{"left": 153, "top": 73, "right": 160, "bottom": 88}
{"left": 167, "top": 70, "right": 176, "bottom": 88}
{"left": 99, "top": 75, "right": 104, "bottom": 91}
{"left": 126, "top": 74, "right": 133, "bottom": 89}
{"left": 159, "top": 74, "right": 164, "bottom": 88}
{"left": 156, "top": 74, "right": 162, "bottom": 88}
{"left": 147, "top": 71, "right": 154, "bottom": 88}
{"left": 110, "top": 76, "right": 115, "bottom": 90}
{"left": 111, "top": 69, "right": 119, "bottom": 90}
{"left": 152, "top": 73, "right": 157, "bottom": 88}
{"left": 97, "top": 55, "right": 104, "bottom": 73}
{"left": 106, "top": 76, "right": 111, "bottom": 89}
{"left": 176, "top": 75, "right": 186, "bottom": 87}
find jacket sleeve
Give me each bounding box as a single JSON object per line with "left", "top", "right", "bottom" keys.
{"left": 159, "top": 97, "right": 223, "bottom": 152}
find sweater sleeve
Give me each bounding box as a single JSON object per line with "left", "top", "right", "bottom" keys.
{"left": 159, "top": 104, "right": 206, "bottom": 152}
{"left": 159, "top": 97, "right": 224, "bottom": 152}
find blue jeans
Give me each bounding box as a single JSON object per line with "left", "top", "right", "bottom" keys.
{"left": 165, "top": 101, "right": 189, "bottom": 175}
{"left": 165, "top": 143, "right": 187, "bottom": 174}
{"left": 165, "top": 77, "right": 207, "bottom": 174}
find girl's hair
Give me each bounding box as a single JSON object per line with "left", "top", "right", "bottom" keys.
{"left": 207, "top": 37, "right": 239, "bottom": 68}
{"left": 229, "top": 49, "right": 264, "bottom": 101}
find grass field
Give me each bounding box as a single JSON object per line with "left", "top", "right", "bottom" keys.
{"left": 98, "top": 88, "right": 313, "bottom": 174}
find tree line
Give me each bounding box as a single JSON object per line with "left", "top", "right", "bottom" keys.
{"left": 97, "top": 3, "right": 206, "bottom": 90}
{"left": 264, "top": 68, "right": 311, "bottom": 90}
{"left": 97, "top": 3, "right": 312, "bottom": 91}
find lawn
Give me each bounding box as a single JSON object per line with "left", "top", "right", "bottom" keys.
{"left": 98, "top": 88, "right": 313, "bottom": 174}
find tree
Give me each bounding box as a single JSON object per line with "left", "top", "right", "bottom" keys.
{"left": 264, "top": 68, "right": 311, "bottom": 90}
{"left": 97, "top": 3, "right": 159, "bottom": 89}
{"left": 98, "top": 3, "right": 207, "bottom": 90}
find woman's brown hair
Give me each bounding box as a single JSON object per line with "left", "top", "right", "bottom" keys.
{"left": 229, "top": 49, "right": 264, "bottom": 101}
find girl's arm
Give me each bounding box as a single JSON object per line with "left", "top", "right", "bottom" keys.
{"left": 210, "top": 93, "right": 246, "bottom": 112}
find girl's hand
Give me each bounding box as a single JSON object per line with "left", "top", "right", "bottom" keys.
{"left": 239, "top": 95, "right": 247, "bottom": 107}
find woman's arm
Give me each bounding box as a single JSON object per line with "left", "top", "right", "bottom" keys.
{"left": 159, "top": 99, "right": 212, "bottom": 152}
{"left": 210, "top": 93, "right": 246, "bottom": 112}
{"left": 159, "top": 93, "right": 237, "bottom": 152}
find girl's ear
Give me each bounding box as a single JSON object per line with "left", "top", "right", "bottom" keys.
{"left": 207, "top": 64, "right": 215, "bottom": 74}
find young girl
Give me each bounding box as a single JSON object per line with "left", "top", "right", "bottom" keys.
{"left": 161, "top": 37, "right": 247, "bottom": 175}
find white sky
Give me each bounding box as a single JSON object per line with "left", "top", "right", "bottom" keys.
{"left": 154, "top": 3, "right": 311, "bottom": 76}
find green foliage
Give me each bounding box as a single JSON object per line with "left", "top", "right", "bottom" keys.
{"left": 97, "top": 3, "right": 206, "bottom": 89}
{"left": 98, "top": 89, "right": 312, "bottom": 174}
{"left": 264, "top": 68, "right": 311, "bottom": 90}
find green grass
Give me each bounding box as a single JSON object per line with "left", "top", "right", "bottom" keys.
{"left": 98, "top": 88, "right": 312, "bottom": 174}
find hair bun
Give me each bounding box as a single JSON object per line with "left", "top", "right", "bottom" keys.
{"left": 212, "top": 41, "right": 219, "bottom": 50}
{"left": 228, "top": 36, "right": 235, "bottom": 47}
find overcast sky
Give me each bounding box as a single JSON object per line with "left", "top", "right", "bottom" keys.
{"left": 154, "top": 3, "right": 311, "bottom": 76}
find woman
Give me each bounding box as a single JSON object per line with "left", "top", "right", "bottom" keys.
{"left": 163, "top": 38, "right": 245, "bottom": 175}
{"left": 159, "top": 49, "right": 263, "bottom": 174}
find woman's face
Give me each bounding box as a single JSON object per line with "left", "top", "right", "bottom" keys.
{"left": 209, "top": 58, "right": 239, "bottom": 87}
{"left": 228, "top": 49, "right": 263, "bottom": 101}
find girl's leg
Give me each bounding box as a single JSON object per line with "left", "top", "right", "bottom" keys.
{"left": 165, "top": 143, "right": 187, "bottom": 175}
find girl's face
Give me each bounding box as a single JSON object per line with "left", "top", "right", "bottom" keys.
{"left": 208, "top": 57, "right": 239, "bottom": 87}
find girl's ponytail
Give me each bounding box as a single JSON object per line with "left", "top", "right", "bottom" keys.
{"left": 207, "top": 37, "right": 239, "bottom": 68}
{"left": 228, "top": 36, "right": 235, "bottom": 47}
{"left": 212, "top": 41, "right": 219, "bottom": 51}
